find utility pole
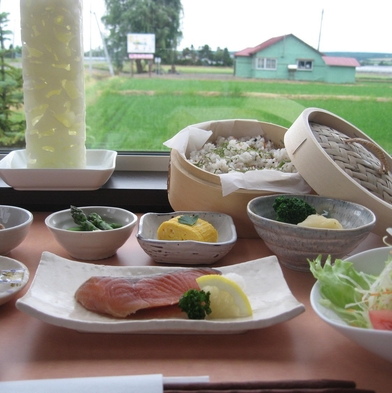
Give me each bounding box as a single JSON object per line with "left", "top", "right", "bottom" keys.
{"left": 93, "top": 11, "right": 114, "bottom": 76}
{"left": 89, "top": 0, "right": 92, "bottom": 76}
{"left": 317, "top": 9, "right": 324, "bottom": 51}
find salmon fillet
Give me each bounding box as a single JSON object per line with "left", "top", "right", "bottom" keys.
{"left": 75, "top": 268, "right": 220, "bottom": 318}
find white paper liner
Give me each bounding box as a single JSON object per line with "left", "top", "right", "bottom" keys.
{"left": 164, "top": 125, "right": 312, "bottom": 196}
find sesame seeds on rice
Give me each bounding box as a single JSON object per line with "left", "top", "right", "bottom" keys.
{"left": 188, "top": 135, "right": 296, "bottom": 174}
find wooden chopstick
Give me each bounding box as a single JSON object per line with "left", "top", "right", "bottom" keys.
{"left": 163, "top": 379, "right": 375, "bottom": 393}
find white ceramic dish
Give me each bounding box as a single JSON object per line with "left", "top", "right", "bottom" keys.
{"left": 16, "top": 251, "right": 305, "bottom": 334}
{"left": 310, "top": 246, "right": 392, "bottom": 363}
{"left": 0, "top": 205, "right": 33, "bottom": 255}
{"left": 136, "top": 211, "right": 237, "bottom": 265}
{"left": 0, "top": 256, "right": 30, "bottom": 306}
{"left": 0, "top": 149, "right": 117, "bottom": 190}
{"left": 45, "top": 206, "right": 138, "bottom": 260}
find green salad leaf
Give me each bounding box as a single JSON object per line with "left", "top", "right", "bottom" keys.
{"left": 309, "top": 255, "right": 377, "bottom": 328}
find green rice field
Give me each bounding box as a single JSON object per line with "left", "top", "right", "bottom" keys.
{"left": 85, "top": 66, "right": 392, "bottom": 154}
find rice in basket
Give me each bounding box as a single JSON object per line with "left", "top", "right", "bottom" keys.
{"left": 166, "top": 119, "right": 312, "bottom": 238}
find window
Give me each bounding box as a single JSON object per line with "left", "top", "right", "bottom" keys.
{"left": 255, "top": 57, "right": 277, "bottom": 70}
{"left": 297, "top": 60, "right": 313, "bottom": 70}
{"left": 1, "top": 1, "right": 389, "bottom": 175}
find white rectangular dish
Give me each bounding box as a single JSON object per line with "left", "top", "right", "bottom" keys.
{"left": 0, "top": 149, "right": 117, "bottom": 190}
{"left": 16, "top": 252, "right": 305, "bottom": 334}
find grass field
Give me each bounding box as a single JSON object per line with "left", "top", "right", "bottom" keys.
{"left": 84, "top": 65, "right": 392, "bottom": 154}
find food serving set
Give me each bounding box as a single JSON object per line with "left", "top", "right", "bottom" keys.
{"left": 167, "top": 108, "right": 391, "bottom": 238}
{"left": 0, "top": 108, "right": 391, "bottom": 362}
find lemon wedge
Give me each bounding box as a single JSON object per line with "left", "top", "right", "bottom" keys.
{"left": 196, "top": 274, "right": 253, "bottom": 319}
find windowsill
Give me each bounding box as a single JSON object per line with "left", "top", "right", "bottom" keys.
{"left": 0, "top": 151, "right": 172, "bottom": 213}
{"left": 0, "top": 171, "right": 171, "bottom": 213}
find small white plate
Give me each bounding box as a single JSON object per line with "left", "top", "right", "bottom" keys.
{"left": 16, "top": 251, "right": 305, "bottom": 334}
{"left": 0, "top": 149, "right": 117, "bottom": 190}
{"left": 137, "top": 211, "right": 237, "bottom": 265}
{"left": 0, "top": 256, "right": 30, "bottom": 306}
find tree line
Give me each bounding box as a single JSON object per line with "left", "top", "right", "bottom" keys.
{"left": 178, "top": 45, "right": 233, "bottom": 67}
{"left": 0, "top": 12, "right": 25, "bottom": 148}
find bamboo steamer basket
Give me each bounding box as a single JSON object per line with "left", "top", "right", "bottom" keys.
{"left": 167, "top": 119, "right": 293, "bottom": 238}
{"left": 284, "top": 107, "right": 392, "bottom": 236}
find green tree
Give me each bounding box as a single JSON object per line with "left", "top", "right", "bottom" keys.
{"left": 0, "top": 12, "right": 25, "bottom": 147}
{"left": 222, "top": 48, "right": 233, "bottom": 67}
{"left": 102, "top": 0, "right": 183, "bottom": 73}
{"left": 181, "top": 45, "right": 198, "bottom": 65}
{"left": 198, "top": 45, "right": 214, "bottom": 65}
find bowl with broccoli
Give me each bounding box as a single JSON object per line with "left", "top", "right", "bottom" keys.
{"left": 247, "top": 194, "right": 376, "bottom": 271}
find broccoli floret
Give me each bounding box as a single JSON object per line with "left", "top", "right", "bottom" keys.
{"left": 273, "top": 196, "right": 316, "bottom": 225}
{"left": 178, "top": 289, "right": 212, "bottom": 320}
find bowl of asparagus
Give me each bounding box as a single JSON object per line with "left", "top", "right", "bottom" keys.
{"left": 45, "top": 206, "right": 138, "bottom": 260}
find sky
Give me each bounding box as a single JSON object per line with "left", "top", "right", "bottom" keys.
{"left": 1, "top": 0, "right": 391, "bottom": 54}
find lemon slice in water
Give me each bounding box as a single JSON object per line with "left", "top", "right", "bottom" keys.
{"left": 196, "top": 274, "right": 253, "bottom": 319}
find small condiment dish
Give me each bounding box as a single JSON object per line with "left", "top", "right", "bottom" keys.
{"left": 0, "top": 205, "right": 33, "bottom": 255}
{"left": 0, "top": 256, "right": 30, "bottom": 306}
{"left": 136, "top": 211, "right": 237, "bottom": 265}
{"left": 45, "top": 206, "right": 138, "bottom": 260}
{"left": 247, "top": 194, "right": 376, "bottom": 271}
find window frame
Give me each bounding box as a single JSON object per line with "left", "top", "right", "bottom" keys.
{"left": 254, "top": 57, "right": 277, "bottom": 70}
{"left": 297, "top": 59, "right": 313, "bottom": 71}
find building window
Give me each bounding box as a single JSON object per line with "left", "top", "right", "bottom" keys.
{"left": 255, "top": 57, "right": 277, "bottom": 70}
{"left": 297, "top": 60, "right": 313, "bottom": 70}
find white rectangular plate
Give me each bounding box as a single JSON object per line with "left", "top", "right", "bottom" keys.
{"left": 0, "top": 149, "right": 117, "bottom": 190}
{"left": 16, "top": 252, "right": 305, "bottom": 334}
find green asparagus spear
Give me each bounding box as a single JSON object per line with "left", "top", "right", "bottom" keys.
{"left": 70, "top": 206, "right": 100, "bottom": 231}
{"left": 87, "top": 212, "right": 114, "bottom": 230}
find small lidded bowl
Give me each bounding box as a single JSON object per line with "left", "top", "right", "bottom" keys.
{"left": 247, "top": 194, "right": 376, "bottom": 271}
{"left": 45, "top": 206, "right": 138, "bottom": 260}
{"left": 0, "top": 205, "right": 33, "bottom": 255}
{"left": 137, "top": 211, "right": 237, "bottom": 265}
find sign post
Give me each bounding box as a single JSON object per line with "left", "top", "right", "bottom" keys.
{"left": 127, "top": 33, "right": 156, "bottom": 77}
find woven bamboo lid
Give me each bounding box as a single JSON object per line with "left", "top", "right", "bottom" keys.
{"left": 284, "top": 108, "right": 391, "bottom": 236}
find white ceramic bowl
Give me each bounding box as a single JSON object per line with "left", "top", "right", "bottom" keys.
{"left": 0, "top": 205, "right": 33, "bottom": 255}
{"left": 247, "top": 194, "right": 376, "bottom": 271}
{"left": 136, "top": 211, "right": 237, "bottom": 265}
{"left": 45, "top": 206, "right": 138, "bottom": 260}
{"left": 0, "top": 256, "right": 30, "bottom": 306}
{"left": 310, "top": 246, "right": 392, "bottom": 363}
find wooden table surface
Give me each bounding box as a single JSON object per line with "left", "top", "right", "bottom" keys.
{"left": 1, "top": 212, "right": 391, "bottom": 392}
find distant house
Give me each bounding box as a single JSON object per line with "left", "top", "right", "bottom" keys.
{"left": 234, "top": 34, "right": 360, "bottom": 83}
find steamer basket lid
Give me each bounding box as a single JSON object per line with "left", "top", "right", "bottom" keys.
{"left": 284, "top": 107, "right": 392, "bottom": 236}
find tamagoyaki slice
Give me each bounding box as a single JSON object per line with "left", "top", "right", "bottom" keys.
{"left": 157, "top": 215, "right": 218, "bottom": 242}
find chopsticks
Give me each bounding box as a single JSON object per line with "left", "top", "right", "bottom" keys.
{"left": 163, "top": 379, "right": 375, "bottom": 393}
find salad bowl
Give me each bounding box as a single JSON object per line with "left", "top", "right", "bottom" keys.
{"left": 310, "top": 246, "right": 392, "bottom": 363}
